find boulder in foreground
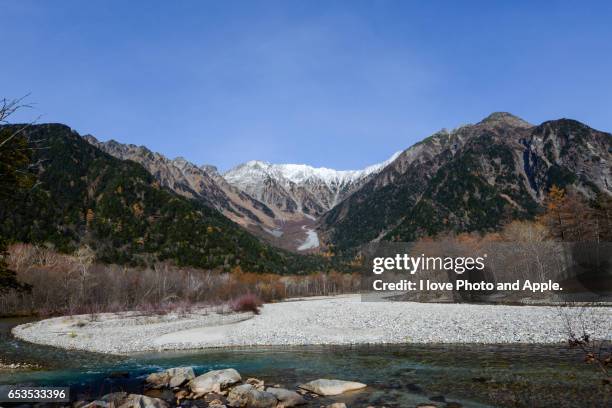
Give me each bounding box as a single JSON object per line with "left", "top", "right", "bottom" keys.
{"left": 299, "top": 379, "right": 367, "bottom": 396}
{"left": 146, "top": 366, "right": 195, "bottom": 388}
{"left": 227, "top": 384, "right": 277, "bottom": 408}
{"left": 81, "top": 392, "right": 127, "bottom": 408}
{"left": 82, "top": 392, "right": 168, "bottom": 408}
{"left": 266, "top": 387, "right": 306, "bottom": 407}
{"left": 189, "top": 368, "right": 241, "bottom": 394}
{"left": 120, "top": 394, "right": 169, "bottom": 408}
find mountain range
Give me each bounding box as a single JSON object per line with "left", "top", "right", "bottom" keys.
{"left": 2, "top": 112, "right": 610, "bottom": 266}
{"left": 84, "top": 112, "right": 611, "bottom": 254}
{"left": 85, "top": 136, "right": 400, "bottom": 252}
{"left": 0, "top": 124, "right": 332, "bottom": 274}
{"left": 321, "top": 112, "right": 610, "bottom": 250}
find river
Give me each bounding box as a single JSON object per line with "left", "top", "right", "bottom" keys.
{"left": 0, "top": 318, "right": 608, "bottom": 407}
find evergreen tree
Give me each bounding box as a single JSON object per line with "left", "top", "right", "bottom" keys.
{"left": 0, "top": 98, "right": 34, "bottom": 292}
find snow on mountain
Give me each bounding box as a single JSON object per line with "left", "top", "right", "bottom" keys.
{"left": 228, "top": 152, "right": 400, "bottom": 185}
{"left": 223, "top": 152, "right": 401, "bottom": 217}
{"left": 84, "top": 135, "right": 401, "bottom": 252}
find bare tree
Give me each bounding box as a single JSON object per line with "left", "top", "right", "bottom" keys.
{"left": 0, "top": 96, "right": 32, "bottom": 144}
{"left": 559, "top": 304, "right": 611, "bottom": 384}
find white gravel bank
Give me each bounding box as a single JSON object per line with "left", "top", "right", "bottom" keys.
{"left": 12, "top": 309, "right": 250, "bottom": 354}
{"left": 13, "top": 295, "right": 612, "bottom": 354}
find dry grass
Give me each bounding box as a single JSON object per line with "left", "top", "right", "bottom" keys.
{"left": 1, "top": 243, "right": 360, "bottom": 317}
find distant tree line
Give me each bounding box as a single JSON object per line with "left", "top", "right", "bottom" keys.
{"left": 0, "top": 243, "right": 360, "bottom": 317}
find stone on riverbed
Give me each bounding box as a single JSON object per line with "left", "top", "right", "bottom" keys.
{"left": 119, "top": 394, "right": 169, "bottom": 408}
{"left": 83, "top": 393, "right": 168, "bottom": 408}
{"left": 246, "top": 377, "right": 265, "bottom": 390}
{"left": 82, "top": 392, "right": 128, "bottom": 408}
{"left": 189, "top": 368, "right": 241, "bottom": 394}
{"left": 227, "top": 384, "right": 278, "bottom": 408}
{"left": 174, "top": 389, "right": 189, "bottom": 403}
{"left": 266, "top": 387, "right": 306, "bottom": 407}
{"left": 207, "top": 399, "right": 227, "bottom": 408}
{"left": 204, "top": 393, "right": 227, "bottom": 404}
{"left": 299, "top": 379, "right": 367, "bottom": 396}
{"left": 146, "top": 366, "right": 195, "bottom": 388}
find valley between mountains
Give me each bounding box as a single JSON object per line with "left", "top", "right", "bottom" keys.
{"left": 84, "top": 134, "right": 401, "bottom": 253}
{"left": 85, "top": 112, "right": 611, "bottom": 254}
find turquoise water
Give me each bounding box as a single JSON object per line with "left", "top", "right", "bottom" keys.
{"left": 0, "top": 318, "right": 609, "bottom": 407}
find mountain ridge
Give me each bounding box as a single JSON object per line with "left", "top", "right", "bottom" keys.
{"left": 319, "top": 114, "right": 611, "bottom": 251}
{"left": 19, "top": 112, "right": 611, "bottom": 256}
{"left": 84, "top": 134, "right": 281, "bottom": 234}
{"left": 223, "top": 151, "right": 401, "bottom": 217}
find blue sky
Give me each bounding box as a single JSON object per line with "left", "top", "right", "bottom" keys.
{"left": 2, "top": 1, "right": 611, "bottom": 171}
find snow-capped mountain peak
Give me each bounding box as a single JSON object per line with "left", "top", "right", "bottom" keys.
{"left": 226, "top": 152, "right": 400, "bottom": 185}
{"left": 223, "top": 152, "right": 401, "bottom": 216}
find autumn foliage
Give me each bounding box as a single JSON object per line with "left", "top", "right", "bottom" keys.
{"left": 230, "top": 293, "right": 263, "bottom": 314}
{"left": 0, "top": 244, "right": 360, "bottom": 317}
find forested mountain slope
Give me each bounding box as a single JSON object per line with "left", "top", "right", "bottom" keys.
{"left": 0, "top": 124, "right": 331, "bottom": 273}
{"left": 319, "top": 113, "right": 611, "bottom": 251}
{"left": 84, "top": 135, "right": 280, "bottom": 235}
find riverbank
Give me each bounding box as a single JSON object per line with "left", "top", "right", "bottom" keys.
{"left": 12, "top": 295, "right": 612, "bottom": 354}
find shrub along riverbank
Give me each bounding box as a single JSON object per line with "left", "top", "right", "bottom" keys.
{"left": 0, "top": 243, "right": 360, "bottom": 317}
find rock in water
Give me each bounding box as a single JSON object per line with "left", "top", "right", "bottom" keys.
{"left": 189, "top": 368, "right": 242, "bottom": 394}
{"left": 326, "top": 404, "right": 347, "bottom": 408}
{"left": 146, "top": 366, "right": 195, "bottom": 389}
{"left": 118, "top": 394, "right": 169, "bottom": 408}
{"left": 207, "top": 399, "right": 226, "bottom": 408}
{"left": 266, "top": 387, "right": 306, "bottom": 407}
{"left": 82, "top": 402, "right": 107, "bottom": 408}
{"left": 204, "top": 393, "right": 227, "bottom": 404}
{"left": 299, "top": 379, "right": 367, "bottom": 396}
{"left": 246, "top": 377, "right": 265, "bottom": 390}
{"left": 82, "top": 393, "right": 169, "bottom": 408}
{"left": 82, "top": 392, "right": 128, "bottom": 408}
{"left": 174, "top": 389, "right": 190, "bottom": 402}
{"left": 168, "top": 367, "right": 196, "bottom": 388}
{"left": 227, "top": 384, "right": 278, "bottom": 408}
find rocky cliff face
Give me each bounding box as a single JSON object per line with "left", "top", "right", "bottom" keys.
{"left": 319, "top": 113, "right": 611, "bottom": 251}
{"left": 83, "top": 136, "right": 279, "bottom": 233}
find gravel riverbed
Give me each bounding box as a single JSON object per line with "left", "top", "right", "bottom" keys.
{"left": 12, "top": 295, "right": 612, "bottom": 354}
